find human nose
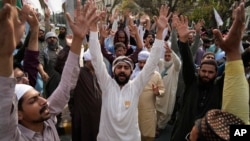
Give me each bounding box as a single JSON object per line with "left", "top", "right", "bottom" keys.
{"left": 39, "top": 97, "right": 47, "bottom": 105}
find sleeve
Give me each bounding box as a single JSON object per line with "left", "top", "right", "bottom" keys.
{"left": 179, "top": 41, "right": 196, "bottom": 86}
{"left": 89, "top": 31, "right": 112, "bottom": 92}
{"left": 191, "top": 33, "right": 201, "bottom": 57}
{"left": 222, "top": 60, "right": 249, "bottom": 124}
{"left": 0, "top": 77, "right": 21, "bottom": 140}
{"left": 170, "top": 29, "right": 179, "bottom": 56}
{"left": 171, "top": 51, "right": 182, "bottom": 71}
{"left": 23, "top": 50, "right": 39, "bottom": 87}
{"left": 133, "top": 39, "right": 164, "bottom": 96}
{"left": 156, "top": 72, "right": 165, "bottom": 96}
{"left": 38, "top": 49, "right": 45, "bottom": 66}
{"left": 47, "top": 51, "right": 80, "bottom": 116}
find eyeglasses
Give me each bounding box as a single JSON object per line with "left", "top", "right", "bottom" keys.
{"left": 16, "top": 72, "right": 28, "bottom": 82}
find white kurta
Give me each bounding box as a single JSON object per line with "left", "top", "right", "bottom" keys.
{"left": 88, "top": 32, "right": 164, "bottom": 141}
{"left": 156, "top": 51, "right": 181, "bottom": 127}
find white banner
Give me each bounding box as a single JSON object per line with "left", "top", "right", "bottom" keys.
{"left": 213, "top": 7, "right": 224, "bottom": 27}
{"left": 44, "top": 0, "right": 66, "bottom": 12}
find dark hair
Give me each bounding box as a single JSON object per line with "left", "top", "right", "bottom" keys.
{"left": 18, "top": 97, "right": 24, "bottom": 111}
{"left": 202, "top": 52, "right": 215, "bottom": 59}
{"left": 114, "top": 42, "right": 126, "bottom": 51}
{"left": 200, "top": 59, "right": 218, "bottom": 71}
{"left": 242, "top": 48, "right": 250, "bottom": 67}
{"left": 114, "top": 29, "right": 129, "bottom": 48}
{"left": 143, "top": 30, "right": 155, "bottom": 40}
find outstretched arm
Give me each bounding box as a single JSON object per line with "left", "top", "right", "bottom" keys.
{"left": 0, "top": 1, "right": 27, "bottom": 140}
{"left": 214, "top": 1, "right": 249, "bottom": 124}
{"left": 48, "top": 0, "right": 99, "bottom": 116}
{"left": 174, "top": 15, "right": 196, "bottom": 86}
{"left": 23, "top": 8, "right": 40, "bottom": 87}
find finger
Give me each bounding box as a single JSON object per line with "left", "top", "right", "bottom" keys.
{"left": 184, "top": 16, "right": 189, "bottom": 26}
{"left": 0, "top": 3, "right": 11, "bottom": 21}
{"left": 212, "top": 29, "right": 223, "bottom": 45}
{"left": 76, "top": 0, "right": 81, "bottom": 17}
{"left": 66, "top": 12, "right": 74, "bottom": 27}
{"left": 3, "top": 0, "right": 15, "bottom": 6}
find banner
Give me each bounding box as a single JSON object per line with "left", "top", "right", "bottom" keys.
{"left": 44, "top": 0, "right": 65, "bottom": 12}
{"left": 213, "top": 7, "right": 224, "bottom": 27}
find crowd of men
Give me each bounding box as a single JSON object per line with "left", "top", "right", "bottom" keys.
{"left": 0, "top": 0, "right": 249, "bottom": 141}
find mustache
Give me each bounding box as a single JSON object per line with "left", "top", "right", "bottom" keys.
{"left": 118, "top": 72, "right": 126, "bottom": 76}
{"left": 39, "top": 104, "right": 48, "bottom": 114}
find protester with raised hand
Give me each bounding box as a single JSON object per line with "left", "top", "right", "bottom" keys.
{"left": 88, "top": 3, "right": 171, "bottom": 141}
{"left": 186, "top": 2, "right": 249, "bottom": 141}
{"left": 0, "top": 0, "right": 99, "bottom": 140}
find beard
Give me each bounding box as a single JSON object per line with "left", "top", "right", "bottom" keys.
{"left": 164, "top": 60, "right": 173, "bottom": 70}
{"left": 48, "top": 42, "right": 58, "bottom": 50}
{"left": 58, "top": 32, "right": 66, "bottom": 39}
{"left": 198, "top": 76, "right": 215, "bottom": 86}
{"left": 149, "top": 39, "right": 154, "bottom": 45}
{"left": 114, "top": 72, "right": 130, "bottom": 86}
{"left": 38, "top": 36, "right": 45, "bottom": 42}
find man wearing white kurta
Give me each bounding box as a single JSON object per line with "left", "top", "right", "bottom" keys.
{"left": 88, "top": 5, "right": 170, "bottom": 141}
{"left": 156, "top": 47, "right": 182, "bottom": 130}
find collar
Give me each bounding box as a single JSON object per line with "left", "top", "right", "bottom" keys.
{"left": 18, "top": 121, "right": 52, "bottom": 139}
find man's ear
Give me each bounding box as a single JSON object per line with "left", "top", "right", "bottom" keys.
{"left": 18, "top": 111, "right": 23, "bottom": 121}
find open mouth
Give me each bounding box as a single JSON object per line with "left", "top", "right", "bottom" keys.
{"left": 40, "top": 105, "right": 49, "bottom": 114}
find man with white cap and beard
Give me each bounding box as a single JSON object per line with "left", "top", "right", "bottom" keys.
{"left": 88, "top": 4, "right": 171, "bottom": 141}
{"left": 70, "top": 49, "right": 102, "bottom": 141}
{"left": 37, "top": 31, "right": 63, "bottom": 86}
{"left": 156, "top": 43, "right": 181, "bottom": 135}
{"left": 131, "top": 50, "right": 165, "bottom": 141}
{"left": 0, "top": 0, "right": 100, "bottom": 140}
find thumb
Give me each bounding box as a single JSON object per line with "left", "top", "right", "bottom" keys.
{"left": 213, "top": 29, "right": 223, "bottom": 45}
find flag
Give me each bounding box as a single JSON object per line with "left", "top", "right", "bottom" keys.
{"left": 43, "top": 0, "right": 65, "bottom": 12}
{"left": 213, "top": 7, "right": 223, "bottom": 27}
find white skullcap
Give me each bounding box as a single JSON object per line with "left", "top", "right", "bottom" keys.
{"left": 15, "top": 84, "right": 33, "bottom": 100}
{"left": 138, "top": 50, "right": 150, "bottom": 61}
{"left": 45, "top": 32, "right": 58, "bottom": 40}
{"left": 83, "top": 49, "right": 92, "bottom": 61}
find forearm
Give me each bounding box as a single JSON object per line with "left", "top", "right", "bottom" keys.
{"left": 222, "top": 60, "right": 249, "bottom": 124}
{"left": 27, "top": 29, "right": 39, "bottom": 52}
{"left": 48, "top": 51, "right": 80, "bottom": 115}
{"left": 23, "top": 50, "right": 39, "bottom": 87}
{"left": 0, "top": 57, "right": 13, "bottom": 77}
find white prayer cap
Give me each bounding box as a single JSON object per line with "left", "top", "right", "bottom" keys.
{"left": 138, "top": 50, "right": 150, "bottom": 61}
{"left": 45, "top": 31, "right": 58, "bottom": 40}
{"left": 15, "top": 84, "right": 33, "bottom": 100}
{"left": 83, "top": 49, "right": 92, "bottom": 61}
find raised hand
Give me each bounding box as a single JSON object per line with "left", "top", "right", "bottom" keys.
{"left": 154, "top": 5, "right": 172, "bottom": 31}
{"left": 66, "top": 0, "right": 99, "bottom": 39}
{"left": 194, "top": 19, "right": 204, "bottom": 34}
{"left": 174, "top": 15, "right": 195, "bottom": 43}
{"left": 99, "top": 23, "right": 110, "bottom": 39}
{"left": 0, "top": 1, "right": 26, "bottom": 56}
{"left": 213, "top": 1, "right": 245, "bottom": 61}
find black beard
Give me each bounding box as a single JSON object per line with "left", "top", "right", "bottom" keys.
{"left": 114, "top": 72, "right": 130, "bottom": 86}
{"left": 48, "top": 42, "right": 58, "bottom": 50}
{"left": 38, "top": 37, "right": 45, "bottom": 42}
{"left": 198, "top": 76, "right": 215, "bottom": 86}
{"left": 58, "top": 33, "right": 66, "bottom": 39}
{"left": 149, "top": 40, "right": 154, "bottom": 45}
